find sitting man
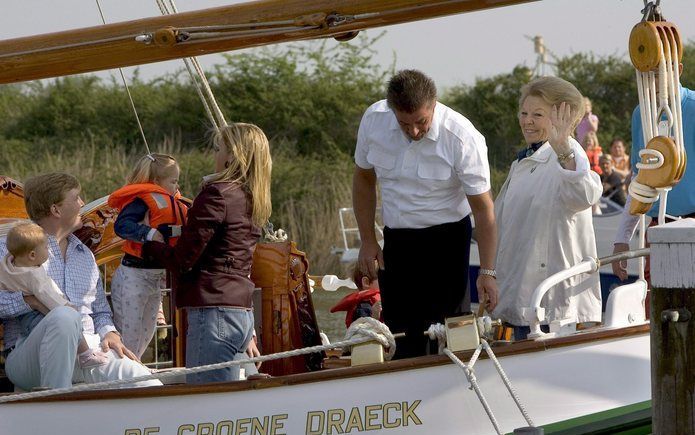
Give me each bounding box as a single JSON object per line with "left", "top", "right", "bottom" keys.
{"left": 0, "top": 172, "right": 161, "bottom": 391}
{"left": 599, "top": 155, "right": 626, "bottom": 206}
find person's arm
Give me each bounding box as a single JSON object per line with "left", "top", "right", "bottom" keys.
{"left": 114, "top": 198, "right": 164, "bottom": 243}
{"left": 467, "top": 191, "right": 498, "bottom": 311}
{"left": 612, "top": 107, "right": 648, "bottom": 280}
{"left": 144, "top": 184, "right": 225, "bottom": 273}
{"left": 353, "top": 166, "right": 383, "bottom": 280}
{"left": 548, "top": 105, "right": 603, "bottom": 211}
{"left": 589, "top": 113, "right": 599, "bottom": 131}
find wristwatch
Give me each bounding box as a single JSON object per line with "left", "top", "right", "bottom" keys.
{"left": 479, "top": 268, "right": 497, "bottom": 279}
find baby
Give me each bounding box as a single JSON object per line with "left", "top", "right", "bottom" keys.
{"left": 0, "top": 222, "right": 109, "bottom": 368}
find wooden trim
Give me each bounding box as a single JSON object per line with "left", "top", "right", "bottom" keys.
{"left": 2, "top": 323, "right": 649, "bottom": 404}
{"left": 0, "top": 0, "right": 537, "bottom": 84}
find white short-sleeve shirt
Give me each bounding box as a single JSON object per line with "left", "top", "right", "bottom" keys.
{"left": 355, "top": 100, "right": 491, "bottom": 229}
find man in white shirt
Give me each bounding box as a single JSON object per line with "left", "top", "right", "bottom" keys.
{"left": 353, "top": 70, "right": 498, "bottom": 359}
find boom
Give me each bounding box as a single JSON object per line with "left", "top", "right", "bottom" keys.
{"left": 0, "top": 0, "right": 536, "bottom": 84}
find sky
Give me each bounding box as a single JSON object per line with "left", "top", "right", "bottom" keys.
{"left": 2, "top": 0, "right": 695, "bottom": 89}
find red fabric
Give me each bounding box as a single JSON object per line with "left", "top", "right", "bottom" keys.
{"left": 330, "top": 288, "right": 381, "bottom": 328}
{"left": 108, "top": 183, "right": 188, "bottom": 258}
{"left": 586, "top": 147, "right": 603, "bottom": 175}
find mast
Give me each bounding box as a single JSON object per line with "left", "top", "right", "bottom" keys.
{"left": 0, "top": 0, "right": 536, "bottom": 84}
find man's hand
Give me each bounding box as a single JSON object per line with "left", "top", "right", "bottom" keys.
{"left": 246, "top": 336, "right": 262, "bottom": 369}
{"left": 101, "top": 331, "right": 138, "bottom": 361}
{"left": 612, "top": 243, "right": 630, "bottom": 281}
{"left": 476, "top": 275, "right": 499, "bottom": 312}
{"left": 357, "top": 240, "right": 384, "bottom": 281}
{"left": 23, "top": 295, "right": 49, "bottom": 315}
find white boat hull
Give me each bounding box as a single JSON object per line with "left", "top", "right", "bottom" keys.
{"left": 0, "top": 329, "right": 650, "bottom": 435}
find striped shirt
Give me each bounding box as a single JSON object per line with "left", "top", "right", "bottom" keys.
{"left": 0, "top": 233, "right": 116, "bottom": 349}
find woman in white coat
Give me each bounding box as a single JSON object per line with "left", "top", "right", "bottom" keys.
{"left": 492, "top": 76, "right": 603, "bottom": 340}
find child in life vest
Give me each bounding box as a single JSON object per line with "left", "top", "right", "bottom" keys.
{"left": 330, "top": 264, "right": 382, "bottom": 328}
{"left": 107, "top": 153, "right": 188, "bottom": 358}
{"left": 0, "top": 222, "right": 109, "bottom": 368}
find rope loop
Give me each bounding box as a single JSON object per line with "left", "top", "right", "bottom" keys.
{"left": 344, "top": 317, "right": 396, "bottom": 360}
{"left": 426, "top": 323, "right": 447, "bottom": 354}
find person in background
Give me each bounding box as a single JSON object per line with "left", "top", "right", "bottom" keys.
{"left": 599, "top": 155, "right": 626, "bottom": 206}
{"left": 144, "top": 123, "right": 270, "bottom": 383}
{"left": 582, "top": 131, "right": 603, "bottom": 175}
{"left": 0, "top": 172, "right": 160, "bottom": 390}
{"left": 575, "top": 96, "right": 599, "bottom": 146}
{"left": 330, "top": 264, "right": 382, "bottom": 328}
{"left": 608, "top": 138, "right": 631, "bottom": 181}
{"left": 108, "top": 153, "right": 188, "bottom": 359}
{"left": 353, "top": 69, "right": 498, "bottom": 359}
{"left": 493, "top": 77, "right": 603, "bottom": 341}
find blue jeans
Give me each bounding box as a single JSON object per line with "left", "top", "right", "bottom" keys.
{"left": 186, "top": 307, "right": 254, "bottom": 384}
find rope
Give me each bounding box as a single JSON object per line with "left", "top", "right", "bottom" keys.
{"left": 95, "top": 0, "right": 151, "bottom": 155}
{"left": 443, "top": 346, "right": 502, "bottom": 434}
{"left": 0, "top": 318, "right": 395, "bottom": 404}
{"left": 155, "top": 0, "right": 228, "bottom": 130}
{"left": 429, "top": 324, "right": 535, "bottom": 433}
{"left": 345, "top": 317, "right": 396, "bottom": 360}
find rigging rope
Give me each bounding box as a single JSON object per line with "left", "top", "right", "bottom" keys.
{"left": 0, "top": 318, "right": 394, "bottom": 404}
{"left": 155, "top": 0, "right": 227, "bottom": 130}
{"left": 628, "top": 9, "right": 684, "bottom": 224}
{"left": 95, "top": 0, "right": 151, "bottom": 155}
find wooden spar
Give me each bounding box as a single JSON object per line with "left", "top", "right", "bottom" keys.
{"left": 0, "top": 0, "right": 536, "bottom": 84}
{"left": 648, "top": 219, "right": 695, "bottom": 434}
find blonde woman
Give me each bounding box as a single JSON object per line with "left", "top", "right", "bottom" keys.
{"left": 108, "top": 153, "right": 188, "bottom": 358}
{"left": 493, "top": 77, "right": 603, "bottom": 340}
{"left": 144, "top": 123, "right": 272, "bottom": 383}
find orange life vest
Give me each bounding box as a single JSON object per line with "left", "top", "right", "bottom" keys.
{"left": 107, "top": 183, "right": 188, "bottom": 258}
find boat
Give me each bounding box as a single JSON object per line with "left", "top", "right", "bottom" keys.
{"left": 0, "top": 1, "right": 653, "bottom": 434}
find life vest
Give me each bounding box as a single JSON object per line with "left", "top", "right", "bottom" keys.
{"left": 107, "top": 183, "right": 188, "bottom": 258}
{"left": 330, "top": 288, "right": 381, "bottom": 328}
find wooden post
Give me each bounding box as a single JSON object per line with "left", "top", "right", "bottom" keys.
{"left": 649, "top": 218, "right": 695, "bottom": 434}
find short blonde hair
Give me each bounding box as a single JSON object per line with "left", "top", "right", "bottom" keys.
{"left": 24, "top": 173, "right": 81, "bottom": 221}
{"left": 127, "top": 153, "right": 179, "bottom": 185}
{"left": 208, "top": 123, "right": 272, "bottom": 227}
{"left": 519, "top": 77, "right": 585, "bottom": 131}
{"left": 583, "top": 131, "right": 600, "bottom": 147}
{"left": 7, "top": 222, "right": 46, "bottom": 258}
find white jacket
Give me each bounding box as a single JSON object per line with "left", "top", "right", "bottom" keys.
{"left": 492, "top": 139, "right": 603, "bottom": 326}
{"left": 0, "top": 254, "right": 68, "bottom": 310}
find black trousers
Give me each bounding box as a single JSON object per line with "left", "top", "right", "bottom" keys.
{"left": 378, "top": 216, "right": 472, "bottom": 359}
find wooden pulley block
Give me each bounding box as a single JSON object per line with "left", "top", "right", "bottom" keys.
{"left": 629, "top": 136, "right": 680, "bottom": 215}
{"left": 334, "top": 31, "right": 360, "bottom": 42}
{"left": 630, "top": 22, "right": 662, "bottom": 72}
{"left": 639, "top": 136, "right": 680, "bottom": 187}
{"left": 654, "top": 21, "right": 682, "bottom": 63}
{"left": 153, "top": 27, "right": 178, "bottom": 47}
{"left": 630, "top": 21, "right": 682, "bottom": 72}
{"left": 629, "top": 196, "right": 653, "bottom": 216}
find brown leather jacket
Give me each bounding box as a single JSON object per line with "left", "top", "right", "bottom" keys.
{"left": 143, "top": 181, "right": 261, "bottom": 309}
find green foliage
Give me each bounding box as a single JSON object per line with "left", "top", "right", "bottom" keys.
{"left": 555, "top": 52, "right": 636, "bottom": 148}
{"left": 211, "top": 35, "right": 390, "bottom": 156}
{"left": 3, "top": 38, "right": 695, "bottom": 271}
{"left": 444, "top": 66, "right": 532, "bottom": 169}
